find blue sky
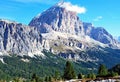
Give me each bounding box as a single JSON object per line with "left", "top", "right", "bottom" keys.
{"left": 0, "top": 0, "right": 120, "bottom": 36}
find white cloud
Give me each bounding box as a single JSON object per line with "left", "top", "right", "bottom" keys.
{"left": 10, "top": 1, "right": 86, "bottom": 14}
{"left": 93, "top": 16, "right": 103, "bottom": 21}
{"left": 58, "top": 2, "right": 86, "bottom": 14}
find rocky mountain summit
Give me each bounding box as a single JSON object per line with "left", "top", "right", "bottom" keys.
{"left": 29, "top": 2, "right": 120, "bottom": 49}
{"left": 0, "top": 2, "right": 120, "bottom": 62}
{"left": 1, "top": 2, "right": 120, "bottom": 79}
{"left": 29, "top": 2, "right": 84, "bottom": 35}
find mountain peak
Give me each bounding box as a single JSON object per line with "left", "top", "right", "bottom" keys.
{"left": 29, "top": 2, "right": 120, "bottom": 48}
{"left": 56, "top": 1, "right": 64, "bottom": 6}
{"left": 55, "top": 2, "right": 86, "bottom": 14}
{"left": 29, "top": 2, "right": 85, "bottom": 34}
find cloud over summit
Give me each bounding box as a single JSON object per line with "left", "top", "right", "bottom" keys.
{"left": 58, "top": 2, "right": 86, "bottom": 14}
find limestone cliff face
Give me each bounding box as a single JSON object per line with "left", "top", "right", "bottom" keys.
{"left": 83, "top": 22, "right": 120, "bottom": 48}
{"left": 0, "top": 19, "right": 43, "bottom": 57}
{"left": 0, "top": 2, "right": 120, "bottom": 62}
{"left": 29, "top": 2, "right": 120, "bottom": 49}
{"left": 29, "top": 3, "right": 84, "bottom": 35}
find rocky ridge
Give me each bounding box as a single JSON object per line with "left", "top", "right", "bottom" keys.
{"left": 0, "top": 19, "right": 44, "bottom": 57}
{"left": 0, "top": 2, "right": 120, "bottom": 62}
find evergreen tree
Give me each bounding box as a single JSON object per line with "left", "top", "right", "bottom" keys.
{"left": 45, "top": 76, "right": 52, "bottom": 82}
{"left": 63, "top": 61, "right": 76, "bottom": 80}
{"left": 98, "top": 64, "right": 108, "bottom": 77}
{"left": 54, "top": 70, "right": 60, "bottom": 81}
{"left": 48, "top": 76, "right": 52, "bottom": 82}
{"left": 90, "top": 73, "right": 96, "bottom": 79}
{"left": 78, "top": 73, "right": 83, "bottom": 79}
{"left": 109, "top": 71, "right": 118, "bottom": 77}
{"left": 45, "top": 76, "right": 48, "bottom": 82}
{"left": 31, "top": 73, "right": 39, "bottom": 82}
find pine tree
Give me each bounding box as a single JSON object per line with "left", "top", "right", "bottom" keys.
{"left": 63, "top": 61, "right": 76, "bottom": 80}
{"left": 98, "top": 64, "right": 108, "bottom": 77}
{"left": 78, "top": 73, "right": 83, "bottom": 79}
{"left": 31, "top": 73, "right": 39, "bottom": 82}
{"left": 54, "top": 70, "right": 60, "bottom": 81}
{"left": 110, "top": 71, "right": 118, "bottom": 77}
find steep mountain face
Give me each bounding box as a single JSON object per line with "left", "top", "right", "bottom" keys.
{"left": 91, "top": 27, "right": 118, "bottom": 46}
{"left": 83, "top": 23, "right": 119, "bottom": 47}
{"left": 29, "top": 2, "right": 84, "bottom": 35}
{"left": 0, "top": 2, "right": 120, "bottom": 80}
{"left": 0, "top": 2, "right": 119, "bottom": 66}
{"left": 0, "top": 19, "right": 43, "bottom": 57}
{"left": 28, "top": 2, "right": 120, "bottom": 63}
{"left": 83, "top": 22, "right": 94, "bottom": 35}
{"left": 29, "top": 2, "right": 119, "bottom": 49}
{"left": 41, "top": 31, "right": 107, "bottom": 55}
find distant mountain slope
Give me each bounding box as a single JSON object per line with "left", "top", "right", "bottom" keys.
{"left": 83, "top": 23, "right": 119, "bottom": 48}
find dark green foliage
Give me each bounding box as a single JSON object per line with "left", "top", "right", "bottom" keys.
{"left": 54, "top": 70, "right": 61, "bottom": 81}
{"left": 0, "top": 69, "right": 11, "bottom": 81}
{"left": 109, "top": 64, "right": 120, "bottom": 75}
{"left": 98, "top": 64, "right": 108, "bottom": 77}
{"left": 1, "top": 48, "right": 120, "bottom": 81}
{"left": 31, "top": 73, "right": 40, "bottom": 82}
{"left": 0, "top": 51, "right": 65, "bottom": 79}
{"left": 0, "top": 50, "right": 90, "bottom": 81}
{"left": 87, "top": 73, "right": 96, "bottom": 79}
{"left": 12, "top": 77, "right": 25, "bottom": 82}
{"left": 44, "top": 76, "right": 52, "bottom": 82}
{"left": 48, "top": 76, "right": 52, "bottom": 82}
{"left": 84, "top": 48, "right": 120, "bottom": 68}
{"left": 63, "top": 61, "right": 76, "bottom": 80}
{"left": 78, "top": 73, "right": 83, "bottom": 79}
{"left": 109, "top": 71, "right": 118, "bottom": 77}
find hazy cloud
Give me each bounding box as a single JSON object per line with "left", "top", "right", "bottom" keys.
{"left": 93, "top": 16, "right": 103, "bottom": 21}
{"left": 59, "top": 2, "right": 86, "bottom": 14}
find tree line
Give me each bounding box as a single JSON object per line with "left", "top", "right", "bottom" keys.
{"left": 2, "top": 61, "right": 118, "bottom": 82}
{"left": 0, "top": 60, "right": 119, "bottom": 82}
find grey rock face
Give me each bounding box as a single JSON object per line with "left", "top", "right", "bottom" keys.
{"left": 83, "top": 23, "right": 119, "bottom": 47}
{"left": 90, "top": 27, "right": 113, "bottom": 44}
{"left": 83, "top": 22, "right": 94, "bottom": 35}
{"left": 0, "top": 19, "right": 43, "bottom": 56}
{"left": 29, "top": 5, "right": 84, "bottom": 35}
{"left": 29, "top": 3, "right": 119, "bottom": 48}
{"left": 1, "top": 2, "right": 119, "bottom": 59}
